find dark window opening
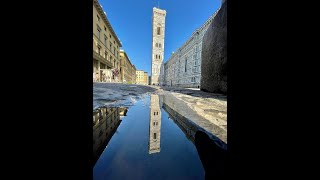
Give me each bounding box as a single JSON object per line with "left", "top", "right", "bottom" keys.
{"left": 98, "top": 46, "right": 101, "bottom": 55}
{"left": 185, "top": 59, "right": 187, "bottom": 72}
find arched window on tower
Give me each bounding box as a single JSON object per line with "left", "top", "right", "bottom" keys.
{"left": 157, "top": 27, "right": 161, "bottom": 35}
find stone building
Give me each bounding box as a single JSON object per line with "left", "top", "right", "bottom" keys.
{"left": 149, "top": 94, "right": 161, "bottom": 154}
{"left": 132, "top": 65, "right": 137, "bottom": 84}
{"left": 144, "top": 72, "right": 149, "bottom": 85}
{"left": 120, "top": 50, "right": 135, "bottom": 84}
{"left": 201, "top": 0, "right": 227, "bottom": 94}
{"left": 92, "top": 107, "right": 127, "bottom": 166}
{"left": 136, "top": 70, "right": 148, "bottom": 85}
{"left": 163, "top": 10, "right": 219, "bottom": 88}
{"left": 93, "top": 0, "right": 122, "bottom": 82}
{"left": 151, "top": 7, "right": 166, "bottom": 85}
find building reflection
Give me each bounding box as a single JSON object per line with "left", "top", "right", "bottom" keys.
{"left": 148, "top": 94, "right": 162, "bottom": 154}
{"left": 162, "top": 102, "right": 226, "bottom": 179}
{"left": 92, "top": 107, "right": 128, "bottom": 166}
{"left": 163, "top": 103, "right": 197, "bottom": 143}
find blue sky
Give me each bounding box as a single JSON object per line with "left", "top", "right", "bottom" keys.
{"left": 98, "top": 0, "right": 221, "bottom": 76}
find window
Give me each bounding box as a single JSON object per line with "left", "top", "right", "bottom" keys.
{"left": 109, "top": 34, "right": 111, "bottom": 38}
{"left": 113, "top": 47, "right": 116, "bottom": 54}
{"left": 191, "top": 77, "right": 196, "bottom": 82}
{"left": 97, "top": 25, "right": 101, "bottom": 39}
{"left": 97, "top": 15, "right": 100, "bottom": 22}
{"left": 97, "top": 46, "right": 101, "bottom": 55}
{"left": 104, "top": 35, "right": 107, "bottom": 45}
{"left": 104, "top": 26, "right": 106, "bottom": 31}
{"left": 157, "top": 27, "right": 161, "bottom": 35}
{"left": 110, "top": 43, "right": 112, "bottom": 50}
{"left": 185, "top": 59, "right": 187, "bottom": 72}
{"left": 159, "top": 43, "right": 161, "bottom": 48}
{"left": 105, "top": 51, "right": 108, "bottom": 59}
{"left": 100, "top": 63, "right": 106, "bottom": 69}
{"left": 153, "top": 133, "right": 157, "bottom": 139}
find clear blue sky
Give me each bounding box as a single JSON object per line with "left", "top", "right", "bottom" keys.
{"left": 98, "top": 0, "right": 221, "bottom": 76}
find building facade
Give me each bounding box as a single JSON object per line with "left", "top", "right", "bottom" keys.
{"left": 136, "top": 70, "right": 148, "bottom": 85}
{"left": 149, "top": 94, "right": 161, "bottom": 154}
{"left": 163, "top": 10, "right": 219, "bottom": 88}
{"left": 151, "top": 7, "right": 166, "bottom": 85}
{"left": 93, "top": 0, "right": 122, "bottom": 83}
{"left": 144, "top": 72, "right": 148, "bottom": 85}
{"left": 120, "top": 50, "right": 135, "bottom": 84}
{"left": 93, "top": 107, "right": 127, "bottom": 165}
{"left": 132, "top": 65, "right": 137, "bottom": 84}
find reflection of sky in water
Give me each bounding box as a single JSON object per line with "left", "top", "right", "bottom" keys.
{"left": 93, "top": 95, "right": 205, "bottom": 180}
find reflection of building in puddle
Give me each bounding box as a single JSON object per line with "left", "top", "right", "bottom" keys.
{"left": 163, "top": 103, "right": 197, "bottom": 143}
{"left": 148, "top": 94, "right": 161, "bottom": 154}
{"left": 162, "top": 93, "right": 227, "bottom": 144}
{"left": 163, "top": 103, "right": 227, "bottom": 178}
{"left": 163, "top": 103, "right": 227, "bottom": 150}
{"left": 92, "top": 107, "right": 128, "bottom": 166}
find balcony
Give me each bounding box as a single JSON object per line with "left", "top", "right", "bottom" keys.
{"left": 93, "top": 50, "right": 113, "bottom": 68}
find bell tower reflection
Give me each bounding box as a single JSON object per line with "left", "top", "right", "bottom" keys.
{"left": 148, "top": 94, "right": 161, "bottom": 154}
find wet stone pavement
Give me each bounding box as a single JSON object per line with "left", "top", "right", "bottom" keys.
{"left": 93, "top": 83, "right": 227, "bottom": 143}
{"left": 93, "top": 94, "right": 226, "bottom": 180}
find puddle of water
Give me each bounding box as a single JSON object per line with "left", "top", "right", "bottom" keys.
{"left": 93, "top": 94, "right": 226, "bottom": 180}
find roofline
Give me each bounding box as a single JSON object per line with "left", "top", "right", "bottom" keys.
{"left": 164, "top": 8, "right": 220, "bottom": 64}
{"left": 93, "top": 0, "right": 122, "bottom": 47}
{"left": 119, "top": 50, "right": 133, "bottom": 66}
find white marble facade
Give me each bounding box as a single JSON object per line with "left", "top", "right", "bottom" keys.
{"left": 149, "top": 94, "right": 161, "bottom": 154}
{"left": 163, "top": 10, "right": 219, "bottom": 88}
{"left": 151, "top": 7, "right": 166, "bottom": 85}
